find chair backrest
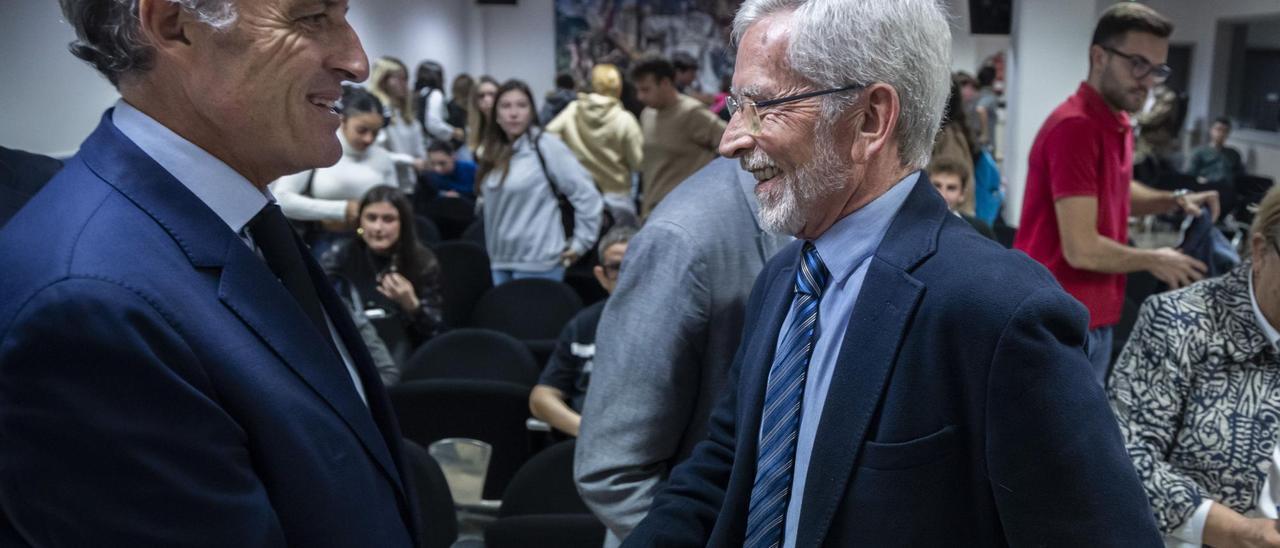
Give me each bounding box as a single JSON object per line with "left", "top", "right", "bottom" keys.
{"left": 390, "top": 379, "right": 532, "bottom": 500}
{"left": 414, "top": 215, "right": 442, "bottom": 247}
{"left": 471, "top": 279, "right": 583, "bottom": 341}
{"left": 433, "top": 241, "right": 493, "bottom": 327}
{"left": 498, "top": 440, "right": 590, "bottom": 517}
{"left": 422, "top": 197, "right": 476, "bottom": 241}
{"left": 460, "top": 219, "right": 485, "bottom": 248}
{"left": 1234, "top": 175, "right": 1275, "bottom": 224}
{"left": 401, "top": 328, "right": 539, "bottom": 385}
{"left": 401, "top": 439, "right": 459, "bottom": 548}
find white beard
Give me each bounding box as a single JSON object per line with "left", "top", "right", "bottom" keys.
{"left": 752, "top": 122, "right": 849, "bottom": 235}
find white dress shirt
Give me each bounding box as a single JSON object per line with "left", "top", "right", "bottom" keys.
{"left": 112, "top": 99, "right": 368, "bottom": 405}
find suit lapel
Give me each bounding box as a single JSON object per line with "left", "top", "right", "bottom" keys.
{"left": 81, "top": 112, "right": 407, "bottom": 502}
{"left": 794, "top": 175, "right": 944, "bottom": 547}
{"left": 736, "top": 245, "right": 801, "bottom": 485}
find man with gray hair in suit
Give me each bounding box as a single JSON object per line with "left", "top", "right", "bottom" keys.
{"left": 575, "top": 156, "right": 789, "bottom": 547}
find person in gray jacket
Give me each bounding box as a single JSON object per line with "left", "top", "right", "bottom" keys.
{"left": 575, "top": 156, "right": 789, "bottom": 547}
{"left": 477, "top": 79, "right": 603, "bottom": 285}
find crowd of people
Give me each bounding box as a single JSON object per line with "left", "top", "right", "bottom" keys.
{"left": 1, "top": 0, "right": 1278, "bottom": 546}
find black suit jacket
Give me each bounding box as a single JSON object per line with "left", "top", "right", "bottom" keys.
{"left": 623, "top": 175, "right": 1161, "bottom": 546}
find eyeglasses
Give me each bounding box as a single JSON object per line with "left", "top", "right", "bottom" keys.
{"left": 1100, "top": 45, "right": 1172, "bottom": 83}
{"left": 726, "top": 83, "right": 865, "bottom": 135}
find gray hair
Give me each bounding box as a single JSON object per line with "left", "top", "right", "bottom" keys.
{"left": 732, "top": 0, "right": 951, "bottom": 169}
{"left": 597, "top": 224, "right": 637, "bottom": 259}
{"left": 59, "top": 0, "right": 238, "bottom": 86}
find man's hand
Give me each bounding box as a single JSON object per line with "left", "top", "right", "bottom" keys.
{"left": 1146, "top": 247, "right": 1207, "bottom": 289}
{"left": 1228, "top": 517, "right": 1280, "bottom": 548}
{"left": 1176, "top": 190, "right": 1220, "bottom": 221}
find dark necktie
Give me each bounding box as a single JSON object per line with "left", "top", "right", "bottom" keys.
{"left": 248, "top": 203, "right": 333, "bottom": 345}
{"left": 744, "top": 242, "right": 830, "bottom": 548}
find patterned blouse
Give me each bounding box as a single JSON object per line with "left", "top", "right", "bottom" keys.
{"left": 1109, "top": 262, "right": 1280, "bottom": 534}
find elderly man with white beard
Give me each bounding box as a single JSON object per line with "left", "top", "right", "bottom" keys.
{"left": 618, "top": 0, "right": 1163, "bottom": 546}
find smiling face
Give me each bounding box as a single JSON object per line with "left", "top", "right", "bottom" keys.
{"left": 719, "top": 11, "right": 856, "bottom": 236}
{"left": 359, "top": 200, "right": 401, "bottom": 253}
{"left": 175, "top": 0, "right": 369, "bottom": 185}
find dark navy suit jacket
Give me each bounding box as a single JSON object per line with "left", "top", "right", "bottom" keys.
{"left": 0, "top": 114, "right": 417, "bottom": 546}
{"left": 623, "top": 176, "right": 1161, "bottom": 546}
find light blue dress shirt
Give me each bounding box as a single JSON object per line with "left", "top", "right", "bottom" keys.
{"left": 767, "top": 171, "right": 920, "bottom": 547}
{"left": 111, "top": 100, "right": 368, "bottom": 405}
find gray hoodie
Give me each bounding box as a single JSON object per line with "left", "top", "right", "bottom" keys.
{"left": 481, "top": 128, "right": 603, "bottom": 272}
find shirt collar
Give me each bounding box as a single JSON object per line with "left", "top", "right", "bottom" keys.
{"left": 810, "top": 171, "right": 920, "bottom": 286}
{"left": 111, "top": 99, "right": 270, "bottom": 236}
{"left": 1249, "top": 268, "right": 1280, "bottom": 351}
{"left": 1076, "top": 82, "right": 1130, "bottom": 133}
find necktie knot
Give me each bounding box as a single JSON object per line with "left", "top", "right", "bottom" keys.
{"left": 795, "top": 242, "right": 830, "bottom": 298}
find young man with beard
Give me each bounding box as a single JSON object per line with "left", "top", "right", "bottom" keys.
{"left": 1015, "top": 3, "right": 1218, "bottom": 385}
{"left": 619, "top": 0, "right": 1161, "bottom": 545}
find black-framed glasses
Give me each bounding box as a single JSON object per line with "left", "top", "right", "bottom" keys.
{"left": 1100, "top": 45, "right": 1172, "bottom": 83}
{"left": 726, "top": 83, "right": 865, "bottom": 135}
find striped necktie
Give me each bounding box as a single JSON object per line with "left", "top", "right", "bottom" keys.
{"left": 744, "top": 242, "right": 830, "bottom": 548}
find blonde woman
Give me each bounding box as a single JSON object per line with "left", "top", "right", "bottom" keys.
{"left": 369, "top": 56, "right": 427, "bottom": 192}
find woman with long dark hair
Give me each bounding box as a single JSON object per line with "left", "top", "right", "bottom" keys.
{"left": 414, "top": 60, "right": 463, "bottom": 145}
{"left": 476, "top": 79, "right": 602, "bottom": 285}
{"left": 323, "top": 185, "right": 444, "bottom": 365}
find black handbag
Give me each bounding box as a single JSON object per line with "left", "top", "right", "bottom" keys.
{"left": 530, "top": 131, "right": 576, "bottom": 241}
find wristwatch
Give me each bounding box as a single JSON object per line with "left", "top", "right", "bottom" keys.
{"left": 1172, "top": 188, "right": 1189, "bottom": 206}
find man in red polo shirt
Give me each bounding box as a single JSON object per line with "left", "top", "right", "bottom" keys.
{"left": 1015, "top": 3, "right": 1218, "bottom": 384}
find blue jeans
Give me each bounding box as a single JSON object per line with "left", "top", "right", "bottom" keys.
{"left": 1086, "top": 326, "right": 1114, "bottom": 387}
{"left": 491, "top": 266, "right": 564, "bottom": 286}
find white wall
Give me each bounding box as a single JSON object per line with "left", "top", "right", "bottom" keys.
{"left": 0, "top": 2, "right": 120, "bottom": 157}
{"left": 478, "top": 0, "right": 558, "bottom": 105}
{"left": 347, "top": 0, "right": 474, "bottom": 89}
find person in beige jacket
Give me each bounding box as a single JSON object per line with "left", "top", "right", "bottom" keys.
{"left": 546, "top": 64, "right": 644, "bottom": 226}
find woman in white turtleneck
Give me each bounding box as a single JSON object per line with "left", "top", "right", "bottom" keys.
{"left": 271, "top": 87, "right": 397, "bottom": 256}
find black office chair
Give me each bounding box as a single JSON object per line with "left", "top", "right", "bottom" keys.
{"left": 401, "top": 439, "right": 459, "bottom": 548}
{"left": 460, "top": 219, "right": 485, "bottom": 248}
{"left": 484, "top": 440, "right": 605, "bottom": 548}
{"left": 400, "top": 328, "right": 540, "bottom": 386}
{"left": 433, "top": 241, "right": 493, "bottom": 328}
{"left": 414, "top": 215, "right": 442, "bottom": 247}
{"left": 390, "top": 380, "right": 533, "bottom": 501}
{"left": 471, "top": 279, "right": 583, "bottom": 365}
{"left": 1235, "top": 175, "right": 1275, "bottom": 225}
{"left": 422, "top": 196, "right": 476, "bottom": 241}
